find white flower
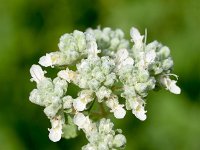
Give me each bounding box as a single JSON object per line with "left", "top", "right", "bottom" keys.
{"left": 129, "top": 97, "right": 147, "bottom": 121}
{"left": 98, "top": 118, "right": 114, "bottom": 134}
{"left": 88, "top": 41, "right": 100, "bottom": 58}
{"left": 30, "top": 65, "right": 45, "bottom": 83}
{"left": 62, "top": 96, "right": 73, "bottom": 109}
{"left": 130, "top": 27, "right": 144, "bottom": 49}
{"left": 39, "top": 53, "right": 61, "bottom": 67}
{"left": 160, "top": 76, "right": 181, "bottom": 94}
{"left": 73, "top": 99, "right": 86, "bottom": 111}
{"left": 73, "top": 90, "right": 94, "bottom": 111}
{"left": 39, "top": 53, "right": 53, "bottom": 67}
{"left": 73, "top": 113, "right": 87, "bottom": 128}
{"left": 116, "top": 49, "right": 129, "bottom": 63}
{"left": 115, "top": 49, "right": 134, "bottom": 70}
{"left": 145, "top": 50, "right": 156, "bottom": 64}
{"left": 121, "top": 57, "right": 134, "bottom": 66}
{"left": 106, "top": 95, "right": 126, "bottom": 119}
{"left": 73, "top": 113, "right": 91, "bottom": 131}
{"left": 48, "top": 116, "right": 63, "bottom": 142}
{"left": 113, "top": 134, "right": 126, "bottom": 148}
{"left": 96, "top": 86, "right": 112, "bottom": 102}
{"left": 86, "top": 33, "right": 100, "bottom": 57}
{"left": 132, "top": 105, "right": 147, "bottom": 121}
{"left": 58, "top": 68, "right": 77, "bottom": 83}
{"left": 113, "top": 105, "right": 126, "bottom": 119}
{"left": 82, "top": 144, "right": 97, "bottom": 150}
{"left": 169, "top": 80, "right": 181, "bottom": 94}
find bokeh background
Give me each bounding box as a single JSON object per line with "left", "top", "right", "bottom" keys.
{"left": 0, "top": 0, "right": 200, "bottom": 149}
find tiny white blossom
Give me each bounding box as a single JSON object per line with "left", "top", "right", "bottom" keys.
{"left": 145, "top": 50, "right": 156, "bottom": 64}
{"left": 39, "top": 53, "right": 62, "bottom": 67}
{"left": 62, "top": 96, "right": 73, "bottom": 109}
{"left": 58, "top": 68, "right": 77, "bottom": 83}
{"left": 113, "top": 105, "right": 126, "bottom": 119}
{"left": 48, "top": 116, "right": 63, "bottom": 142}
{"left": 73, "top": 113, "right": 92, "bottom": 132}
{"left": 106, "top": 95, "right": 126, "bottom": 119}
{"left": 39, "top": 53, "right": 53, "bottom": 67}
{"left": 82, "top": 144, "right": 97, "bottom": 150}
{"left": 115, "top": 49, "right": 134, "bottom": 70}
{"left": 116, "top": 49, "right": 129, "bottom": 63}
{"left": 121, "top": 57, "right": 134, "bottom": 66}
{"left": 113, "top": 134, "right": 126, "bottom": 148}
{"left": 130, "top": 27, "right": 144, "bottom": 49}
{"left": 88, "top": 41, "right": 100, "bottom": 58}
{"left": 73, "top": 90, "right": 94, "bottom": 111}
{"left": 96, "top": 86, "right": 112, "bottom": 102}
{"left": 30, "top": 65, "right": 45, "bottom": 83}
{"left": 169, "top": 80, "right": 181, "bottom": 94}
{"left": 86, "top": 33, "right": 100, "bottom": 57}
{"left": 73, "top": 113, "right": 87, "bottom": 129}
{"left": 129, "top": 97, "right": 147, "bottom": 121}
{"left": 73, "top": 98, "right": 86, "bottom": 111}
{"left": 132, "top": 105, "right": 147, "bottom": 121}
{"left": 160, "top": 77, "right": 181, "bottom": 94}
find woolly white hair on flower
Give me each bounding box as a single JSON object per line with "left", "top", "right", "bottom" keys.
{"left": 29, "top": 26, "right": 180, "bottom": 149}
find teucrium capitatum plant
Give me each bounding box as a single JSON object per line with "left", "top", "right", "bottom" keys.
{"left": 29, "top": 27, "right": 180, "bottom": 150}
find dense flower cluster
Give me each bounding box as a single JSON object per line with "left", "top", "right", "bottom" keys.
{"left": 29, "top": 27, "right": 180, "bottom": 149}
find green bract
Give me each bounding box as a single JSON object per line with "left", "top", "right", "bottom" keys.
{"left": 29, "top": 27, "right": 180, "bottom": 149}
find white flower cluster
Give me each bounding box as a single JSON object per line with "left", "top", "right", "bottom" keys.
{"left": 74, "top": 113, "right": 126, "bottom": 150}
{"left": 29, "top": 27, "right": 180, "bottom": 149}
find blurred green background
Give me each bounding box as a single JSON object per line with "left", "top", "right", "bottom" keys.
{"left": 0, "top": 0, "right": 200, "bottom": 149}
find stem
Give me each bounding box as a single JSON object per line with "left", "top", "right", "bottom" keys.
{"left": 99, "top": 102, "right": 109, "bottom": 118}
{"left": 85, "top": 100, "right": 95, "bottom": 112}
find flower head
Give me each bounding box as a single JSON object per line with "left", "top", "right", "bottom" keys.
{"left": 29, "top": 26, "right": 180, "bottom": 149}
